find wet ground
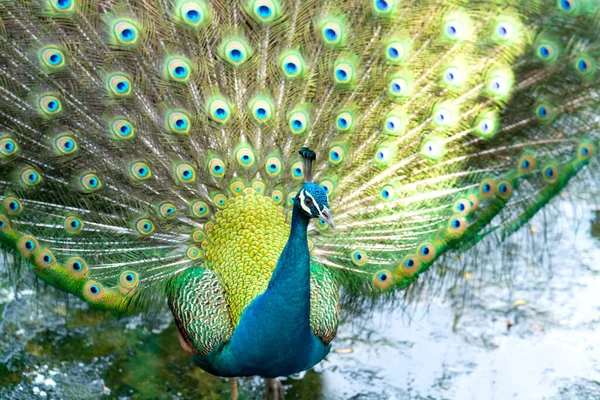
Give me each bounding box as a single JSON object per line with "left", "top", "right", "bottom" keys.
{"left": 1, "top": 195, "right": 599, "bottom": 399}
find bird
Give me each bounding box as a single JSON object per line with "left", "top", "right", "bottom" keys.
{"left": 0, "top": 0, "right": 598, "bottom": 398}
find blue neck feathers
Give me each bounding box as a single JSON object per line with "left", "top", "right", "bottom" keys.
{"left": 201, "top": 201, "right": 328, "bottom": 377}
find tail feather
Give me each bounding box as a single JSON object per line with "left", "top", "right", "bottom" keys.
{"left": 0, "top": 0, "right": 598, "bottom": 314}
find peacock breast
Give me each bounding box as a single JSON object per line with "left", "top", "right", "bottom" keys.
{"left": 204, "top": 189, "right": 289, "bottom": 325}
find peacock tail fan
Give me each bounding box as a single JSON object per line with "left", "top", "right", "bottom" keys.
{"left": 0, "top": 0, "right": 598, "bottom": 317}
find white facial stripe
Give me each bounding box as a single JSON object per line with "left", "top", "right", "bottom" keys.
{"left": 305, "top": 191, "right": 321, "bottom": 214}
{"left": 299, "top": 190, "right": 311, "bottom": 214}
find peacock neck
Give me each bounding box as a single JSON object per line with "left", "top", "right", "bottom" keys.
{"left": 267, "top": 205, "right": 310, "bottom": 291}
{"left": 266, "top": 202, "right": 311, "bottom": 306}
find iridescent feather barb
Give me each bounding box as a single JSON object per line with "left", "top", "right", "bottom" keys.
{"left": 0, "top": 0, "right": 598, "bottom": 327}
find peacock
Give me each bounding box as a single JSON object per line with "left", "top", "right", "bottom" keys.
{"left": 0, "top": 0, "right": 598, "bottom": 398}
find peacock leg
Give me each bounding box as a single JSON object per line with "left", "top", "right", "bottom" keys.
{"left": 230, "top": 378, "right": 238, "bottom": 400}
{"left": 264, "top": 378, "right": 285, "bottom": 400}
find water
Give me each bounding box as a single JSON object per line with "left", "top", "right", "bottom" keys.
{"left": 1, "top": 197, "right": 599, "bottom": 399}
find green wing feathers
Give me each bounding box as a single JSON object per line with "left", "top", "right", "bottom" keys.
{"left": 0, "top": 0, "right": 598, "bottom": 320}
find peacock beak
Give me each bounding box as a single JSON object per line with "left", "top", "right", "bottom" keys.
{"left": 319, "top": 207, "right": 335, "bottom": 230}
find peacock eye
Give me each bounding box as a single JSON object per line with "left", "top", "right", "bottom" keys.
{"left": 304, "top": 198, "right": 313, "bottom": 207}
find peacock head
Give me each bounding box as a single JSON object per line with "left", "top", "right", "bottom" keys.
{"left": 295, "top": 147, "right": 335, "bottom": 228}
{"left": 296, "top": 182, "right": 334, "bottom": 228}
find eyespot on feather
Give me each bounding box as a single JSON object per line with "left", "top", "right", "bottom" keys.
{"left": 66, "top": 257, "right": 88, "bottom": 278}
{"left": 79, "top": 173, "right": 102, "bottom": 193}
{"left": 0, "top": 214, "right": 11, "bottom": 232}
{"left": 447, "top": 216, "right": 467, "bottom": 236}
{"left": 191, "top": 201, "right": 210, "bottom": 218}
{"left": 53, "top": 133, "right": 78, "bottom": 155}
{"left": 542, "top": 164, "right": 559, "bottom": 183}
{"left": 0, "top": 136, "right": 19, "bottom": 158}
{"left": 111, "top": 119, "right": 135, "bottom": 139}
{"left": 479, "top": 178, "right": 496, "bottom": 199}
{"left": 372, "top": 269, "right": 393, "bottom": 290}
{"left": 17, "top": 236, "right": 38, "bottom": 256}
{"left": 158, "top": 202, "right": 177, "bottom": 218}
{"left": 186, "top": 245, "right": 203, "bottom": 260}
{"left": 236, "top": 147, "right": 256, "bottom": 167}
{"left": 38, "top": 95, "right": 62, "bottom": 116}
{"left": 20, "top": 167, "right": 42, "bottom": 187}
{"left": 166, "top": 111, "right": 191, "bottom": 134}
{"left": 497, "top": 180, "right": 513, "bottom": 200}
{"left": 400, "top": 254, "right": 420, "bottom": 276}
{"left": 135, "top": 218, "right": 155, "bottom": 235}
{"left": 129, "top": 161, "right": 152, "bottom": 181}
{"left": 290, "top": 162, "right": 304, "bottom": 180}
{"left": 35, "top": 249, "right": 56, "bottom": 268}
{"left": 175, "top": 162, "right": 196, "bottom": 183}
{"left": 518, "top": 154, "right": 536, "bottom": 174}
{"left": 191, "top": 229, "right": 206, "bottom": 242}
{"left": 3, "top": 197, "right": 22, "bottom": 216}
{"left": 350, "top": 250, "right": 368, "bottom": 266}
{"left": 417, "top": 243, "right": 436, "bottom": 263}
{"left": 83, "top": 280, "right": 105, "bottom": 302}
{"left": 64, "top": 216, "right": 84, "bottom": 234}
{"left": 119, "top": 270, "right": 139, "bottom": 295}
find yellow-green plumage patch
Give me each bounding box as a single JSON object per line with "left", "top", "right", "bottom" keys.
{"left": 204, "top": 191, "right": 288, "bottom": 325}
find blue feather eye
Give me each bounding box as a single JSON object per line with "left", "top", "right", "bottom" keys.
{"left": 158, "top": 202, "right": 177, "bottom": 218}
{"left": 53, "top": 133, "right": 78, "bottom": 155}
{"left": 64, "top": 216, "right": 84, "bottom": 234}
{"left": 265, "top": 156, "right": 282, "bottom": 176}
{"left": 208, "top": 157, "right": 226, "bottom": 178}
{"left": 250, "top": 96, "right": 274, "bottom": 123}
{"left": 20, "top": 168, "right": 42, "bottom": 187}
{"left": 497, "top": 180, "right": 513, "bottom": 200}
{"left": 129, "top": 161, "right": 152, "bottom": 181}
{"left": 251, "top": 0, "right": 280, "bottom": 23}
{"left": 49, "top": 0, "right": 74, "bottom": 12}
{"left": 236, "top": 147, "right": 256, "bottom": 167}
{"left": 112, "top": 20, "right": 140, "bottom": 45}
{"left": 417, "top": 243, "right": 436, "bottom": 263}
{"left": 380, "top": 185, "right": 395, "bottom": 201}
{"left": 221, "top": 37, "right": 252, "bottom": 66}
{"left": 574, "top": 55, "right": 596, "bottom": 77}
{"left": 448, "top": 216, "right": 467, "bottom": 236}
{"left": 329, "top": 146, "right": 345, "bottom": 165}
{"left": 178, "top": 1, "right": 208, "bottom": 27}
{"left": 111, "top": 119, "right": 135, "bottom": 139}
{"left": 288, "top": 109, "right": 310, "bottom": 135}
{"left": 291, "top": 162, "right": 304, "bottom": 179}
{"left": 280, "top": 51, "right": 305, "bottom": 79}
{"left": 83, "top": 281, "right": 105, "bottom": 302}
{"left": 191, "top": 200, "right": 209, "bottom": 217}
{"left": 119, "top": 270, "right": 140, "bottom": 294}
{"left": 36, "top": 249, "right": 56, "bottom": 268}
{"left": 318, "top": 17, "right": 344, "bottom": 46}
{"left": 176, "top": 162, "right": 196, "bottom": 183}
{"left": 40, "top": 47, "right": 66, "bottom": 70}
{"left": 518, "top": 155, "right": 536, "bottom": 174}
{"left": 543, "top": 165, "right": 559, "bottom": 183}
{"left": 107, "top": 74, "right": 132, "bottom": 97}
{"left": 351, "top": 250, "right": 368, "bottom": 266}
{"left": 3, "top": 197, "right": 23, "bottom": 216}
{"left": 578, "top": 142, "right": 595, "bottom": 160}
{"left": 17, "top": 235, "right": 38, "bottom": 256}
{"left": 136, "top": 218, "right": 155, "bottom": 235}
{"left": 373, "top": 269, "right": 393, "bottom": 289}
{"left": 166, "top": 58, "right": 192, "bottom": 82}
{"left": 400, "top": 254, "right": 420, "bottom": 276}
{"left": 335, "top": 112, "right": 354, "bottom": 132}
{"left": 167, "top": 111, "right": 191, "bottom": 134}
{"left": 479, "top": 178, "right": 496, "bottom": 199}
{"left": 207, "top": 98, "right": 232, "bottom": 124}
{"left": 66, "top": 257, "right": 88, "bottom": 278}
{"left": 38, "top": 95, "right": 62, "bottom": 116}
{"left": 79, "top": 173, "right": 102, "bottom": 192}
{"left": 0, "top": 137, "right": 18, "bottom": 158}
